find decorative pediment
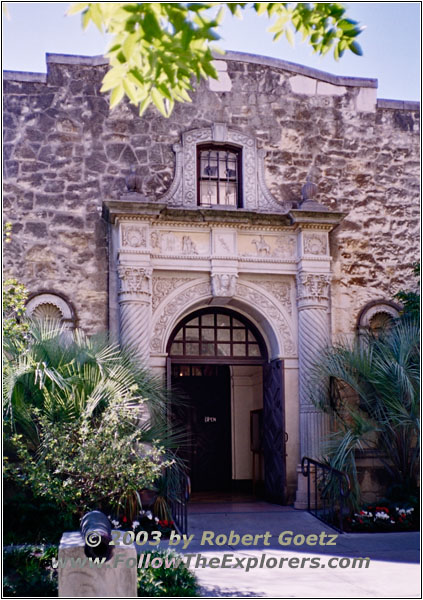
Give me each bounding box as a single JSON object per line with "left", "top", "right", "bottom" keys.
{"left": 159, "top": 123, "right": 284, "bottom": 212}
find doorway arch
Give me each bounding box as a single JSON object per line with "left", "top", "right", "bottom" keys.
{"left": 167, "top": 307, "right": 286, "bottom": 503}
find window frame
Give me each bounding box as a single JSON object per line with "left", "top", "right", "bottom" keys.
{"left": 196, "top": 143, "right": 243, "bottom": 208}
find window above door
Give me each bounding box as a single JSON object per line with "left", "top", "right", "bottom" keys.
{"left": 197, "top": 144, "right": 242, "bottom": 208}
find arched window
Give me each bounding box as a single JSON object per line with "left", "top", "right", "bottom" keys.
{"left": 25, "top": 293, "right": 76, "bottom": 329}
{"left": 168, "top": 308, "right": 267, "bottom": 362}
{"left": 197, "top": 144, "right": 242, "bottom": 207}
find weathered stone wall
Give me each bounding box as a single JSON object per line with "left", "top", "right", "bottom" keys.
{"left": 3, "top": 52, "right": 420, "bottom": 334}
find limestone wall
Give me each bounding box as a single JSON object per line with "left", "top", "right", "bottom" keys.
{"left": 3, "top": 52, "right": 420, "bottom": 334}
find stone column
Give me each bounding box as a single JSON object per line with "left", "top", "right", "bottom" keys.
{"left": 117, "top": 265, "right": 152, "bottom": 366}
{"left": 295, "top": 271, "right": 331, "bottom": 508}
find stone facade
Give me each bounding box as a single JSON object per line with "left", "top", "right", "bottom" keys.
{"left": 3, "top": 51, "right": 420, "bottom": 502}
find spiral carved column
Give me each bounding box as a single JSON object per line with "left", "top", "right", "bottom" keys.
{"left": 295, "top": 271, "right": 331, "bottom": 508}
{"left": 117, "top": 265, "right": 152, "bottom": 366}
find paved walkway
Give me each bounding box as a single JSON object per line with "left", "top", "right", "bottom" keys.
{"left": 160, "top": 502, "right": 420, "bottom": 598}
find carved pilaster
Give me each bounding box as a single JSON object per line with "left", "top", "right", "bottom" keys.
{"left": 117, "top": 266, "right": 152, "bottom": 365}
{"left": 296, "top": 271, "right": 331, "bottom": 458}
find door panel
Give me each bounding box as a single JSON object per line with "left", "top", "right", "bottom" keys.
{"left": 171, "top": 365, "right": 231, "bottom": 492}
{"left": 263, "top": 359, "right": 286, "bottom": 503}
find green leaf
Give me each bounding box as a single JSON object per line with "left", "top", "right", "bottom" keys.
{"left": 349, "top": 41, "right": 363, "bottom": 56}
{"left": 109, "top": 85, "right": 125, "bottom": 108}
{"left": 151, "top": 88, "right": 168, "bottom": 117}
{"left": 285, "top": 27, "right": 295, "bottom": 46}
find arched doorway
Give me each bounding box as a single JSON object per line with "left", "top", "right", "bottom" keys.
{"left": 167, "top": 307, "right": 286, "bottom": 502}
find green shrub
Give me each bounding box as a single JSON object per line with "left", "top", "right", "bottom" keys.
{"left": 3, "top": 546, "right": 58, "bottom": 597}
{"left": 137, "top": 550, "right": 199, "bottom": 597}
{"left": 3, "top": 484, "right": 78, "bottom": 545}
{"left": 2, "top": 546, "right": 198, "bottom": 598}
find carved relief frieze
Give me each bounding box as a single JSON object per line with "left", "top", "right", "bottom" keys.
{"left": 211, "top": 273, "right": 238, "bottom": 298}
{"left": 152, "top": 277, "right": 196, "bottom": 312}
{"left": 239, "top": 233, "right": 297, "bottom": 259}
{"left": 121, "top": 224, "right": 148, "bottom": 248}
{"left": 213, "top": 231, "right": 236, "bottom": 255}
{"left": 303, "top": 233, "right": 328, "bottom": 256}
{"left": 150, "top": 230, "right": 209, "bottom": 256}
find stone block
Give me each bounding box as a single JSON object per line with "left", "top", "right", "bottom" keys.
{"left": 355, "top": 87, "right": 377, "bottom": 112}
{"left": 316, "top": 81, "right": 347, "bottom": 96}
{"left": 289, "top": 75, "right": 316, "bottom": 96}
{"left": 58, "top": 531, "right": 137, "bottom": 598}
{"left": 209, "top": 60, "right": 232, "bottom": 92}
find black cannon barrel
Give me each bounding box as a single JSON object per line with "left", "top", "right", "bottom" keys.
{"left": 80, "top": 510, "right": 114, "bottom": 561}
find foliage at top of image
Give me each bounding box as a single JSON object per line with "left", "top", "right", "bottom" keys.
{"left": 68, "top": 2, "right": 364, "bottom": 116}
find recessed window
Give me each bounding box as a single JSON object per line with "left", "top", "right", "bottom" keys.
{"left": 197, "top": 144, "right": 241, "bottom": 207}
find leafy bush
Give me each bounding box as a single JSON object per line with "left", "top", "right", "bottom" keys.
{"left": 137, "top": 550, "right": 198, "bottom": 597}
{"left": 3, "top": 546, "right": 58, "bottom": 597}
{"left": 6, "top": 398, "right": 172, "bottom": 517}
{"left": 4, "top": 320, "right": 184, "bottom": 521}
{"left": 3, "top": 485, "right": 78, "bottom": 545}
{"left": 2, "top": 546, "right": 198, "bottom": 598}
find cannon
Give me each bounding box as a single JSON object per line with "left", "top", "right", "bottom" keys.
{"left": 80, "top": 510, "right": 114, "bottom": 561}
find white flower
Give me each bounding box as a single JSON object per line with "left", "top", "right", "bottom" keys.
{"left": 375, "top": 512, "right": 389, "bottom": 520}
{"left": 390, "top": 520, "right": 395, "bottom": 524}
{"left": 132, "top": 520, "right": 140, "bottom": 530}
{"left": 112, "top": 520, "right": 121, "bottom": 528}
{"left": 146, "top": 511, "right": 153, "bottom": 520}
{"left": 155, "top": 517, "right": 159, "bottom": 523}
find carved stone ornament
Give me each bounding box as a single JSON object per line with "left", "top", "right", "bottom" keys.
{"left": 303, "top": 233, "right": 327, "bottom": 256}
{"left": 159, "top": 124, "right": 284, "bottom": 211}
{"left": 297, "top": 272, "right": 331, "bottom": 303}
{"left": 152, "top": 277, "right": 196, "bottom": 312}
{"left": 260, "top": 280, "right": 292, "bottom": 315}
{"left": 117, "top": 266, "right": 152, "bottom": 296}
{"left": 122, "top": 225, "right": 147, "bottom": 248}
{"left": 211, "top": 273, "right": 238, "bottom": 298}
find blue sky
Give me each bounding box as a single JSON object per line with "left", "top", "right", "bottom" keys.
{"left": 2, "top": 2, "right": 421, "bottom": 100}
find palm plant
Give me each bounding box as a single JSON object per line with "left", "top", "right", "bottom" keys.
{"left": 3, "top": 319, "right": 187, "bottom": 518}
{"left": 311, "top": 317, "right": 420, "bottom": 509}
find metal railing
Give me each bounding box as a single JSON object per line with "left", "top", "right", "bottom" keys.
{"left": 169, "top": 473, "right": 190, "bottom": 535}
{"left": 301, "top": 456, "right": 351, "bottom": 533}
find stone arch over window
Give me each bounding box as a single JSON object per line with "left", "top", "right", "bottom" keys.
{"left": 357, "top": 300, "right": 400, "bottom": 336}
{"left": 159, "top": 122, "right": 283, "bottom": 211}
{"left": 26, "top": 292, "right": 76, "bottom": 329}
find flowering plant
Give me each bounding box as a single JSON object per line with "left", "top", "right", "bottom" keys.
{"left": 108, "top": 510, "right": 175, "bottom": 536}
{"left": 347, "top": 502, "right": 417, "bottom": 532}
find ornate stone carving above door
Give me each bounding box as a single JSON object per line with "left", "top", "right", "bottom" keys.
{"left": 159, "top": 123, "right": 284, "bottom": 211}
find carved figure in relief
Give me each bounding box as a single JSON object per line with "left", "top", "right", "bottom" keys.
{"left": 182, "top": 236, "right": 198, "bottom": 255}
{"left": 272, "top": 235, "right": 296, "bottom": 258}
{"left": 150, "top": 231, "right": 160, "bottom": 250}
{"left": 252, "top": 236, "right": 270, "bottom": 256}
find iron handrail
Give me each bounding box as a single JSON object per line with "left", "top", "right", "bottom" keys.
{"left": 301, "top": 456, "right": 351, "bottom": 533}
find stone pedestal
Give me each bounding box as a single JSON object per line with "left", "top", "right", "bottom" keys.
{"left": 58, "top": 532, "right": 137, "bottom": 598}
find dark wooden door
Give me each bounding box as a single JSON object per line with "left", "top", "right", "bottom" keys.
{"left": 263, "top": 359, "right": 286, "bottom": 503}
{"left": 171, "top": 365, "right": 231, "bottom": 492}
